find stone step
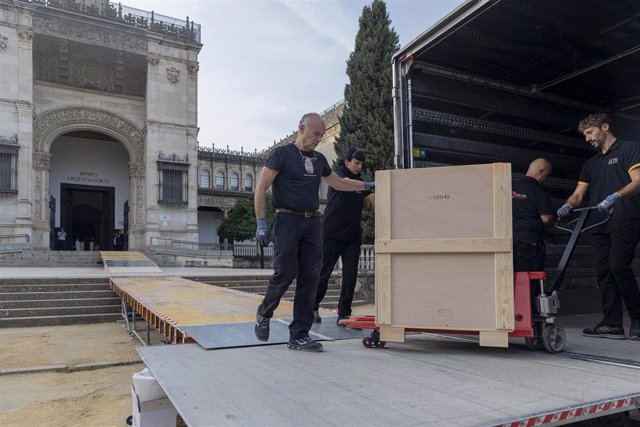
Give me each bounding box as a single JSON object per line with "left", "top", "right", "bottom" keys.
{"left": 1, "top": 305, "right": 121, "bottom": 318}
{"left": 0, "top": 283, "right": 109, "bottom": 293}
{"left": 0, "top": 313, "right": 121, "bottom": 328}
{"left": 0, "top": 297, "right": 121, "bottom": 309}
{"left": 0, "top": 278, "right": 107, "bottom": 285}
{"left": 0, "top": 290, "right": 117, "bottom": 300}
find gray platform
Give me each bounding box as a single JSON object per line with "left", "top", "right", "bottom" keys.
{"left": 138, "top": 331, "right": 640, "bottom": 427}
{"left": 182, "top": 316, "right": 370, "bottom": 350}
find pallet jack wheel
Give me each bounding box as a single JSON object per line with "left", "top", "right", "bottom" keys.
{"left": 543, "top": 323, "right": 566, "bottom": 353}
{"left": 362, "top": 330, "right": 386, "bottom": 348}
{"left": 126, "top": 415, "right": 133, "bottom": 425}
{"left": 525, "top": 323, "right": 545, "bottom": 351}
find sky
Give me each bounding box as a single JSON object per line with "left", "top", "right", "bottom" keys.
{"left": 121, "top": 0, "right": 464, "bottom": 152}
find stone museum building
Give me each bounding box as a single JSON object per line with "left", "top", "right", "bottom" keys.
{"left": 0, "top": 0, "right": 202, "bottom": 250}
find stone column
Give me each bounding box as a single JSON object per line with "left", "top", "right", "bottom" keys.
{"left": 32, "top": 152, "right": 51, "bottom": 248}
{"left": 128, "top": 161, "right": 146, "bottom": 250}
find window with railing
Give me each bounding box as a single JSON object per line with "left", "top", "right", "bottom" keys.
{"left": 0, "top": 144, "right": 18, "bottom": 194}
{"left": 158, "top": 160, "right": 189, "bottom": 204}
{"left": 230, "top": 172, "right": 240, "bottom": 191}
{"left": 244, "top": 174, "right": 253, "bottom": 191}
{"left": 215, "top": 171, "right": 225, "bottom": 189}
{"left": 199, "top": 170, "right": 210, "bottom": 188}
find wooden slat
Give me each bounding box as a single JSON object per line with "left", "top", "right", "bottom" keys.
{"left": 493, "top": 163, "right": 514, "bottom": 331}
{"left": 375, "top": 170, "right": 392, "bottom": 325}
{"left": 479, "top": 330, "right": 509, "bottom": 348}
{"left": 379, "top": 326, "right": 405, "bottom": 343}
{"left": 375, "top": 237, "right": 510, "bottom": 253}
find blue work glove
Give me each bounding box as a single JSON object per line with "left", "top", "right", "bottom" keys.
{"left": 597, "top": 193, "right": 621, "bottom": 212}
{"left": 557, "top": 203, "right": 573, "bottom": 219}
{"left": 364, "top": 181, "right": 375, "bottom": 191}
{"left": 255, "top": 218, "right": 269, "bottom": 247}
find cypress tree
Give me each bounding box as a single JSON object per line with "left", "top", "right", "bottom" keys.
{"left": 334, "top": 0, "right": 400, "bottom": 243}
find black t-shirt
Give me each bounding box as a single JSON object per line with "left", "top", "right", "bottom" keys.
{"left": 265, "top": 143, "right": 332, "bottom": 211}
{"left": 512, "top": 176, "right": 554, "bottom": 243}
{"left": 579, "top": 139, "right": 640, "bottom": 221}
{"left": 322, "top": 165, "right": 373, "bottom": 242}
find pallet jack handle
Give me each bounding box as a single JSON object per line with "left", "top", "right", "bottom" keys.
{"left": 547, "top": 206, "right": 612, "bottom": 293}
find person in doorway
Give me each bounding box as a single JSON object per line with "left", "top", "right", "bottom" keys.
{"left": 56, "top": 228, "right": 67, "bottom": 251}
{"left": 313, "top": 147, "right": 374, "bottom": 325}
{"left": 557, "top": 113, "right": 640, "bottom": 341}
{"left": 253, "top": 113, "right": 374, "bottom": 353}
{"left": 113, "top": 230, "right": 124, "bottom": 251}
{"left": 74, "top": 238, "right": 81, "bottom": 252}
{"left": 512, "top": 158, "right": 556, "bottom": 272}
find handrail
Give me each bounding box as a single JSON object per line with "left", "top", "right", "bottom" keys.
{"left": 149, "top": 237, "right": 274, "bottom": 257}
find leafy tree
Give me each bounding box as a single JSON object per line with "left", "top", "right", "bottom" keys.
{"left": 217, "top": 195, "right": 274, "bottom": 243}
{"left": 334, "top": 0, "right": 400, "bottom": 243}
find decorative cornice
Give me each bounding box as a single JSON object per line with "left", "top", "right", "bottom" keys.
{"left": 17, "top": 28, "right": 33, "bottom": 41}
{"left": 159, "top": 151, "right": 188, "bottom": 163}
{"left": 32, "top": 15, "right": 147, "bottom": 55}
{"left": 0, "top": 134, "right": 18, "bottom": 146}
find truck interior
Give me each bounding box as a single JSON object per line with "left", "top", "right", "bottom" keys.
{"left": 393, "top": 0, "right": 640, "bottom": 314}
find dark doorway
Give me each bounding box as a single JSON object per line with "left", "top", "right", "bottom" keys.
{"left": 61, "top": 184, "right": 115, "bottom": 251}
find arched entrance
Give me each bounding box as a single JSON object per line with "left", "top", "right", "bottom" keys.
{"left": 32, "top": 107, "right": 146, "bottom": 250}
{"left": 50, "top": 131, "right": 129, "bottom": 251}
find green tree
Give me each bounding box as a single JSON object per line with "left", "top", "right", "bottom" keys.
{"left": 217, "top": 195, "right": 274, "bottom": 243}
{"left": 334, "top": 0, "right": 400, "bottom": 243}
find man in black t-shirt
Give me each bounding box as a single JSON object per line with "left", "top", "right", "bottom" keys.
{"left": 253, "top": 113, "right": 375, "bottom": 352}
{"left": 512, "top": 158, "right": 555, "bottom": 272}
{"left": 312, "top": 148, "right": 374, "bottom": 325}
{"left": 558, "top": 113, "right": 640, "bottom": 341}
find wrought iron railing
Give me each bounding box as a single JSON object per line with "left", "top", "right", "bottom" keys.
{"left": 18, "top": 0, "right": 201, "bottom": 43}
{"left": 149, "top": 237, "right": 274, "bottom": 258}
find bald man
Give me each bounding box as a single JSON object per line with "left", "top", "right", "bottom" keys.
{"left": 253, "top": 113, "right": 374, "bottom": 352}
{"left": 512, "top": 158, "right": 556, "bottom": 272}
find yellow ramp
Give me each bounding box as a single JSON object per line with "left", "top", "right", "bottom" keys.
{"left": 100, "top": 251, "right": 162, "bottom": 274}
{"left": 110, "top": 276, "right": 292, "bottom": 342}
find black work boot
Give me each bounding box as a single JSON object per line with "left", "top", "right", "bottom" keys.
{"left": 287, "top": 336, "right": 323, "bottom": 352}
{"left": 313, "top": 310, "right": 321, "bottom": 324}
{"left": 254, "top": 308, "right": 270, "bottom": 342}
{"left": 582, "top": 322, "right": 625, "bottom": 339}
{"left": 630, "top": 319, "right": 640, "bottom": 341}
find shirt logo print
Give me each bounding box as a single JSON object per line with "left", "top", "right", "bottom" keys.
{"left": 608, "top": 157, "right": 619, "bottom": 165}
{"left": 512, "top": 191, "right": 527, "bottom": 200}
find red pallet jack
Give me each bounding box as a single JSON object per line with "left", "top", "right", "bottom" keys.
{"left": 342, "top": 206, "right": 610, "bottom": 353}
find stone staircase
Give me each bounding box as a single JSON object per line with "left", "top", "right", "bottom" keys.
{"left": 0, "top": 250, "right": 102, "bottom": 267}
{"left": 190, "top": 275, "right": 367, "bottom": 309}
{"left": 0, "top": 278, "right": 121, "bottom": 327}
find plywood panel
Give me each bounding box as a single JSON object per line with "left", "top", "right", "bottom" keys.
{"left": 376, "top": 170, "right": 392, "bottom": 325}
{"left": 389, "top": 165, "right": 495, "bottom": 240}
{"left": 390, "top": 253, "right": 496, "bottom": 329}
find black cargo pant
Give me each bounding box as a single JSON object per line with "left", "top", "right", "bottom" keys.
{"left": 513, "top": 240, "right": 546, "bottom": 272}
{"left": 592, "top": 219, "right": 640, "bottom": 326}
{"left": 313, "top": 237, "right": 361, "bottom": 318}
{"left": 257, "top": 212, "right": 322, "bottom": 340}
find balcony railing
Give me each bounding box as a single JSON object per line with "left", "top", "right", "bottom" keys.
{"left": 18, "top": 0, "right": 201, "bottom": 43}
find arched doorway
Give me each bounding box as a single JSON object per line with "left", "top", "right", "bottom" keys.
{"left": 49, "top": 131, "right": 129, "bottom": 251}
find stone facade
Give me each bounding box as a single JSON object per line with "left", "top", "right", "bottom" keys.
{"left": 0, "top": 0, "right": 201, "bottom": 250}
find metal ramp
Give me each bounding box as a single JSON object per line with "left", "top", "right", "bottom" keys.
{"left": 100, "top": 251, "right": 162, "bottom": 274}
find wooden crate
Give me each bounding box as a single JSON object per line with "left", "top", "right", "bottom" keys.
{"left": 375, "top": 163, "right": 513, "bottom": 347}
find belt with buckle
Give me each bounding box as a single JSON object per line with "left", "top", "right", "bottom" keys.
{"left": 275, "top": 208, "right": 322, "bottom": 218}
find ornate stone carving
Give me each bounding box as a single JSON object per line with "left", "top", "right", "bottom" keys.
{"left": 147, "top": 55, "right": 159, "bottom": 68}
{"left": 33, "top": 107, "right": 144, "bottom": 162}
{"left": 0, "top": 191, "right": 18, "bottom": 199}
{"left": 32, "top": 16, "right": 147, "bottom": 54}
{"left": 32, "top": 153, "right": 52, "bottom": 170}
{"left": 0, "top": 135, "right": 18, "bottom": 146}
{"left": 186, "top": 62, "right": 199, "bottom": 76}
{"left": 159, "top": 151, "right": 188, "bottom": 163}
{"left": 72, "top": 58, "right": 109, "bottom": 91}
{"left": 129, "top": 161, "right": 146, "bottom": 178}
{"left": 166, "top": 67, "right": 180, "bottom": 85}
{"left": 0, "top": 34, "right": 7, "bottom": 51}
{"left": 17, "top": 28, "right": 33, "bottom": 41}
